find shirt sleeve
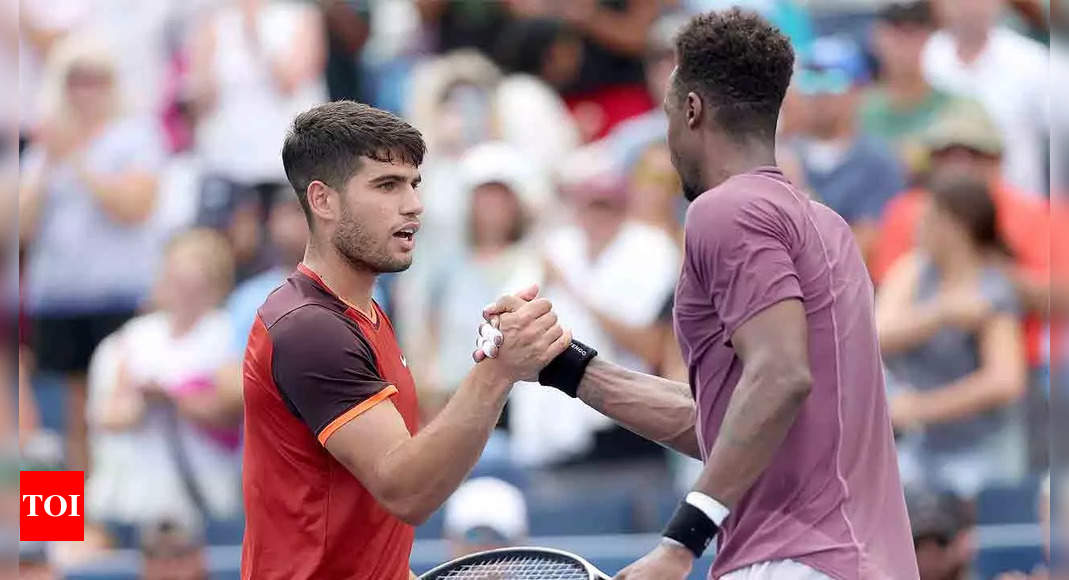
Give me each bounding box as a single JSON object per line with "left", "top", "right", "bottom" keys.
{"left": 270, "top": 305, "right": 397, "bottom": 445}
{"left": 688, "top": 195, "right": 804, "bottom": 344}
{"left": 980, "top": 269, "right": 1022, "bottom": 318}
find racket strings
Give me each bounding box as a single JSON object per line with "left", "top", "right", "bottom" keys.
{"left": 436, "top": 553, "right": 590, "bottom": 579}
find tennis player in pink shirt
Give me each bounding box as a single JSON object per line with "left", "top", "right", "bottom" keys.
{"left": 479, "top": 8, "right": 917, "bottom": 580}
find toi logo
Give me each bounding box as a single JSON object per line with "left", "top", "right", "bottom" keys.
{"left": 20, "top": 471, "right": 84, "bottom": 541}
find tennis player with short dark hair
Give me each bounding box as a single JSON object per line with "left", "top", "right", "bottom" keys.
{"left": 481, "top": 10, "right": 917, "bottom": 579}
{"left": 240, "top": 101, "right": 570, "bottom": 579}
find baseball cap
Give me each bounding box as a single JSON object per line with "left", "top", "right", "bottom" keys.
{"left": 878, "top": 1, "right": 933, "bottom": 25}
{"left": 557, "top": 143, "right": 630, "bottom": 205}
{"left": 458, "top": 141, "right": 550, "bottom": 213}
{"left": 795, "top": 36, "right": 870, "bottom": 96}
{"left": 925, "top": 101, "right": 1004, "bottom": 157}
{"left": 444, "top": 478, "right": 528, "bottom": 543}
{"left": 905, "top": 487, "right": 972, "bottom": 543}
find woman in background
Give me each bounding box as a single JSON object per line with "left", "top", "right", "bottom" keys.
{"left": 422, "top": 142, "right": 545, "bottom": 417}
{"left": 87, "top": 229, "right": 240, "bottom": 532}
{"left": 877, "top": 173, "right": 1027, "bottom": 498}
{"left": 19, "top": 33, "right": 167, "bottom": 471}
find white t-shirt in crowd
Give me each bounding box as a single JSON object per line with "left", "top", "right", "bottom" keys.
{"left": 922, "top": 27, "right": 1049, "bottom": 194}
{"left": 86, "top": 310, "right": 240, "bottom": 527}
{"left": 23, "top": 117, "right": 170, "bottom": 315}
{"left": 194, "top": 1, "right": 327, "bottom": 184}
{"left": 508, "top": 221, "right": 680, "bottom": 467}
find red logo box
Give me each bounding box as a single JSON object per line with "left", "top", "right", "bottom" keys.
{"left": 20, "top": 471, "right": 84, "bottom": 541}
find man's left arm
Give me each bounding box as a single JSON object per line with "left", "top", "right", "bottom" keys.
{"left": 616, "top": 300, "right": 812, "bottom": 578}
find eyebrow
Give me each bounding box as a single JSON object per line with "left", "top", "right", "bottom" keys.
{"left": 369, "top": 173, "right": 421, "bottom": 185}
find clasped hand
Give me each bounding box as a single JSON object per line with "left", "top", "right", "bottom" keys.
{"left": 471, "top": 284, "right": 572, "bottom": 382}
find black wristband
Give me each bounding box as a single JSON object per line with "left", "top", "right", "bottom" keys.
{"left": 662, "top": 502, "right": 719, "bottom": 558}
{"left": 538, "top": 339, "right": 597, "bottom": 397}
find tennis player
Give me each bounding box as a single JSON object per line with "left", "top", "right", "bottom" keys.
{"left": 240, "top": 101, "right": 570, "bottom": 579}
{"left": 479, "top": 9, "right": 917, "bottom": 580}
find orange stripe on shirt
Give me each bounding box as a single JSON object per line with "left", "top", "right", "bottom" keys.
{"left": 318, "top": 385, "right": 398, "bottom": 445}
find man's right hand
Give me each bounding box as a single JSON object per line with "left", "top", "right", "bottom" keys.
{"left": 480, "top": 285, "right": 572, "bottom": 383}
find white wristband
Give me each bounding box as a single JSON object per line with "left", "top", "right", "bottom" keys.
{"left": 685, "top": 492, "right": 730, "bottom": 527}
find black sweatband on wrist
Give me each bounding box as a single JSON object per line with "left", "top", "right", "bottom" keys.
{"left": 662, "top": 501, "right": 719, "bottom": 558}
{"left": 538, "top": 339, "right": 597, "bottom": 398}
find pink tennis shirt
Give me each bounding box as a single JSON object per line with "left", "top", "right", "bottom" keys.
{"left": 673, "top": 167, "right": 917, "bottom": 579}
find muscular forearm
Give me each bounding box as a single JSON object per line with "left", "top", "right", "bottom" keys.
{"left": 693, "top": 370, "right": 810, "bottom": 508}
{"left": 376, "top": 363, "right": 511, "bottom": 524}
{"left": 578, "top": 358, "right": 700, "bottom": 458}
{"left": 877, "top": 303, "right": 945, "bottom": 355}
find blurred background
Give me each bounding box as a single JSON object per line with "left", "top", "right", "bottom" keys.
{"left": 3, "top": 0, "right": 1066, "bottom": 578}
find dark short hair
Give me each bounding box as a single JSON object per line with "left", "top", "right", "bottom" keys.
{"left": 495, "top": 18, "right": 578, "bottom": 76}
{"left": 673, "top": 8, "right": 794, "bottom": 140}
{"left": 282, "top": 101, "right": 426, "bottom": 223}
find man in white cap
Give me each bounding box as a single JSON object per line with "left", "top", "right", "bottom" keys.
{"left": 444, "top": 477, "right": 528, "bottom": 559}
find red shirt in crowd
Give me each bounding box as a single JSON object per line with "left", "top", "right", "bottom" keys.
{"left": 241, "top": 264, "right": 419, "bottom": 580}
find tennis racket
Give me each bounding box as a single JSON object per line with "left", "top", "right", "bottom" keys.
{"left": 419, "top": 546, "right": 611, "bottom": 580}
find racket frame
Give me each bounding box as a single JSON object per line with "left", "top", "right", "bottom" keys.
{"left": 418, "top": 546, "right": 610, "bottom": 580}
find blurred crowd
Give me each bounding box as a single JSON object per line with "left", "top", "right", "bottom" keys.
{"left": 8, "top": 0, "right": 1063, "bottom": 578}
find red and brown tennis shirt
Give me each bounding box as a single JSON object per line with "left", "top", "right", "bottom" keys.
{"left": 241, "top": 264, "right": 419, "bottom": 580}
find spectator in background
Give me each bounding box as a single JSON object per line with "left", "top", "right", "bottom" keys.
{"left": 398, "top": 48, "right": 573, "bottom": 350}
{"left": 422, "top": 143, "right": 545, "bottom": 416}
{"left": 397, "top": 49, "right": 503, "bottom": 350}
{"left": 443, "top": 477, "right": 528, "bottom": 559}
{"left": 19, "top": 33, "right": 168, "bottom": 471}
{"left": 186, "top": 0, "right": 326, "bottom": 278}
{"left": 16, "top": 0, "right": 90, "bottom": 143}
{"left": 874, "top": 104, "right": 1050, "bottom": 394}
{"left": 86, "top": 230, "right": 241, "bottom": 530}
{"left": 508, "top": 0, "right": 658, "bottom": 142}
{"left": 319, "top": 0, "right": 371, "bottom": 103}
{"left": 416, "top": 0, "right": 515, "bottom": 57}
{"left": 215, "top": 187, "right": 312, "bottom": 421}
{"left": 140, "top": 518, "right": 208, "bottom": 580}
{"left": 627, "top": 141, "right": 688, "bottom": 387}
{"left": 490, "top": 19, "right": 583, "bottom": 171}
{"left": 792, "top": 36, "right": 905, "bottom": 266}
{"left": 877, "top": 174, "right": 1026, "bottom": 498}
{"left": 860, "top": 0, "right": 957, "bottom": 182}
{"left": 681, "top": 0, "right": 814, "bottom": 56}
{"left": 923, "top": 0, "right": 1048, "bottom": 194}
{"left": 509, "top": 145, "right": 678, "bottom": 468}
{"left": 906, "top": 487, "right": 975, "bottom": 580}
{"left": 601, "top": 11, "right": 686, "bottom": 171}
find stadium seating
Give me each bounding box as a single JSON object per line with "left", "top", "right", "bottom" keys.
{"left": 974, "top": 477, "right": 1046, "bottom": 578}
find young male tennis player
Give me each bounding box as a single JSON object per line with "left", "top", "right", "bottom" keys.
{"left": 240, "top": 101, "right": 570, "bottom": 579}
{"left": 479, "top": 9, "right": 917, "bottom": 580}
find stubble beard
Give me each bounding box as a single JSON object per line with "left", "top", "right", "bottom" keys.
{"left": 332, "top": 205, "right": 412, "bottom": 275}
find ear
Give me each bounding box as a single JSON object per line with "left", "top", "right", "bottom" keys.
{"left": 685, "top": 91, "right": 703, "bottom": 130}
{"left": 305, "top": 180, "right": 338, "bottom": 223}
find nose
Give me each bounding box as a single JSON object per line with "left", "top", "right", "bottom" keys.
{"left": 402, "top": 183, "right": 424, "bottom": 218}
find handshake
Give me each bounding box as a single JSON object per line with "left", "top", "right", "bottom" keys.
{"left": 470, "top": 284, "right": 598, "bottom": 396}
